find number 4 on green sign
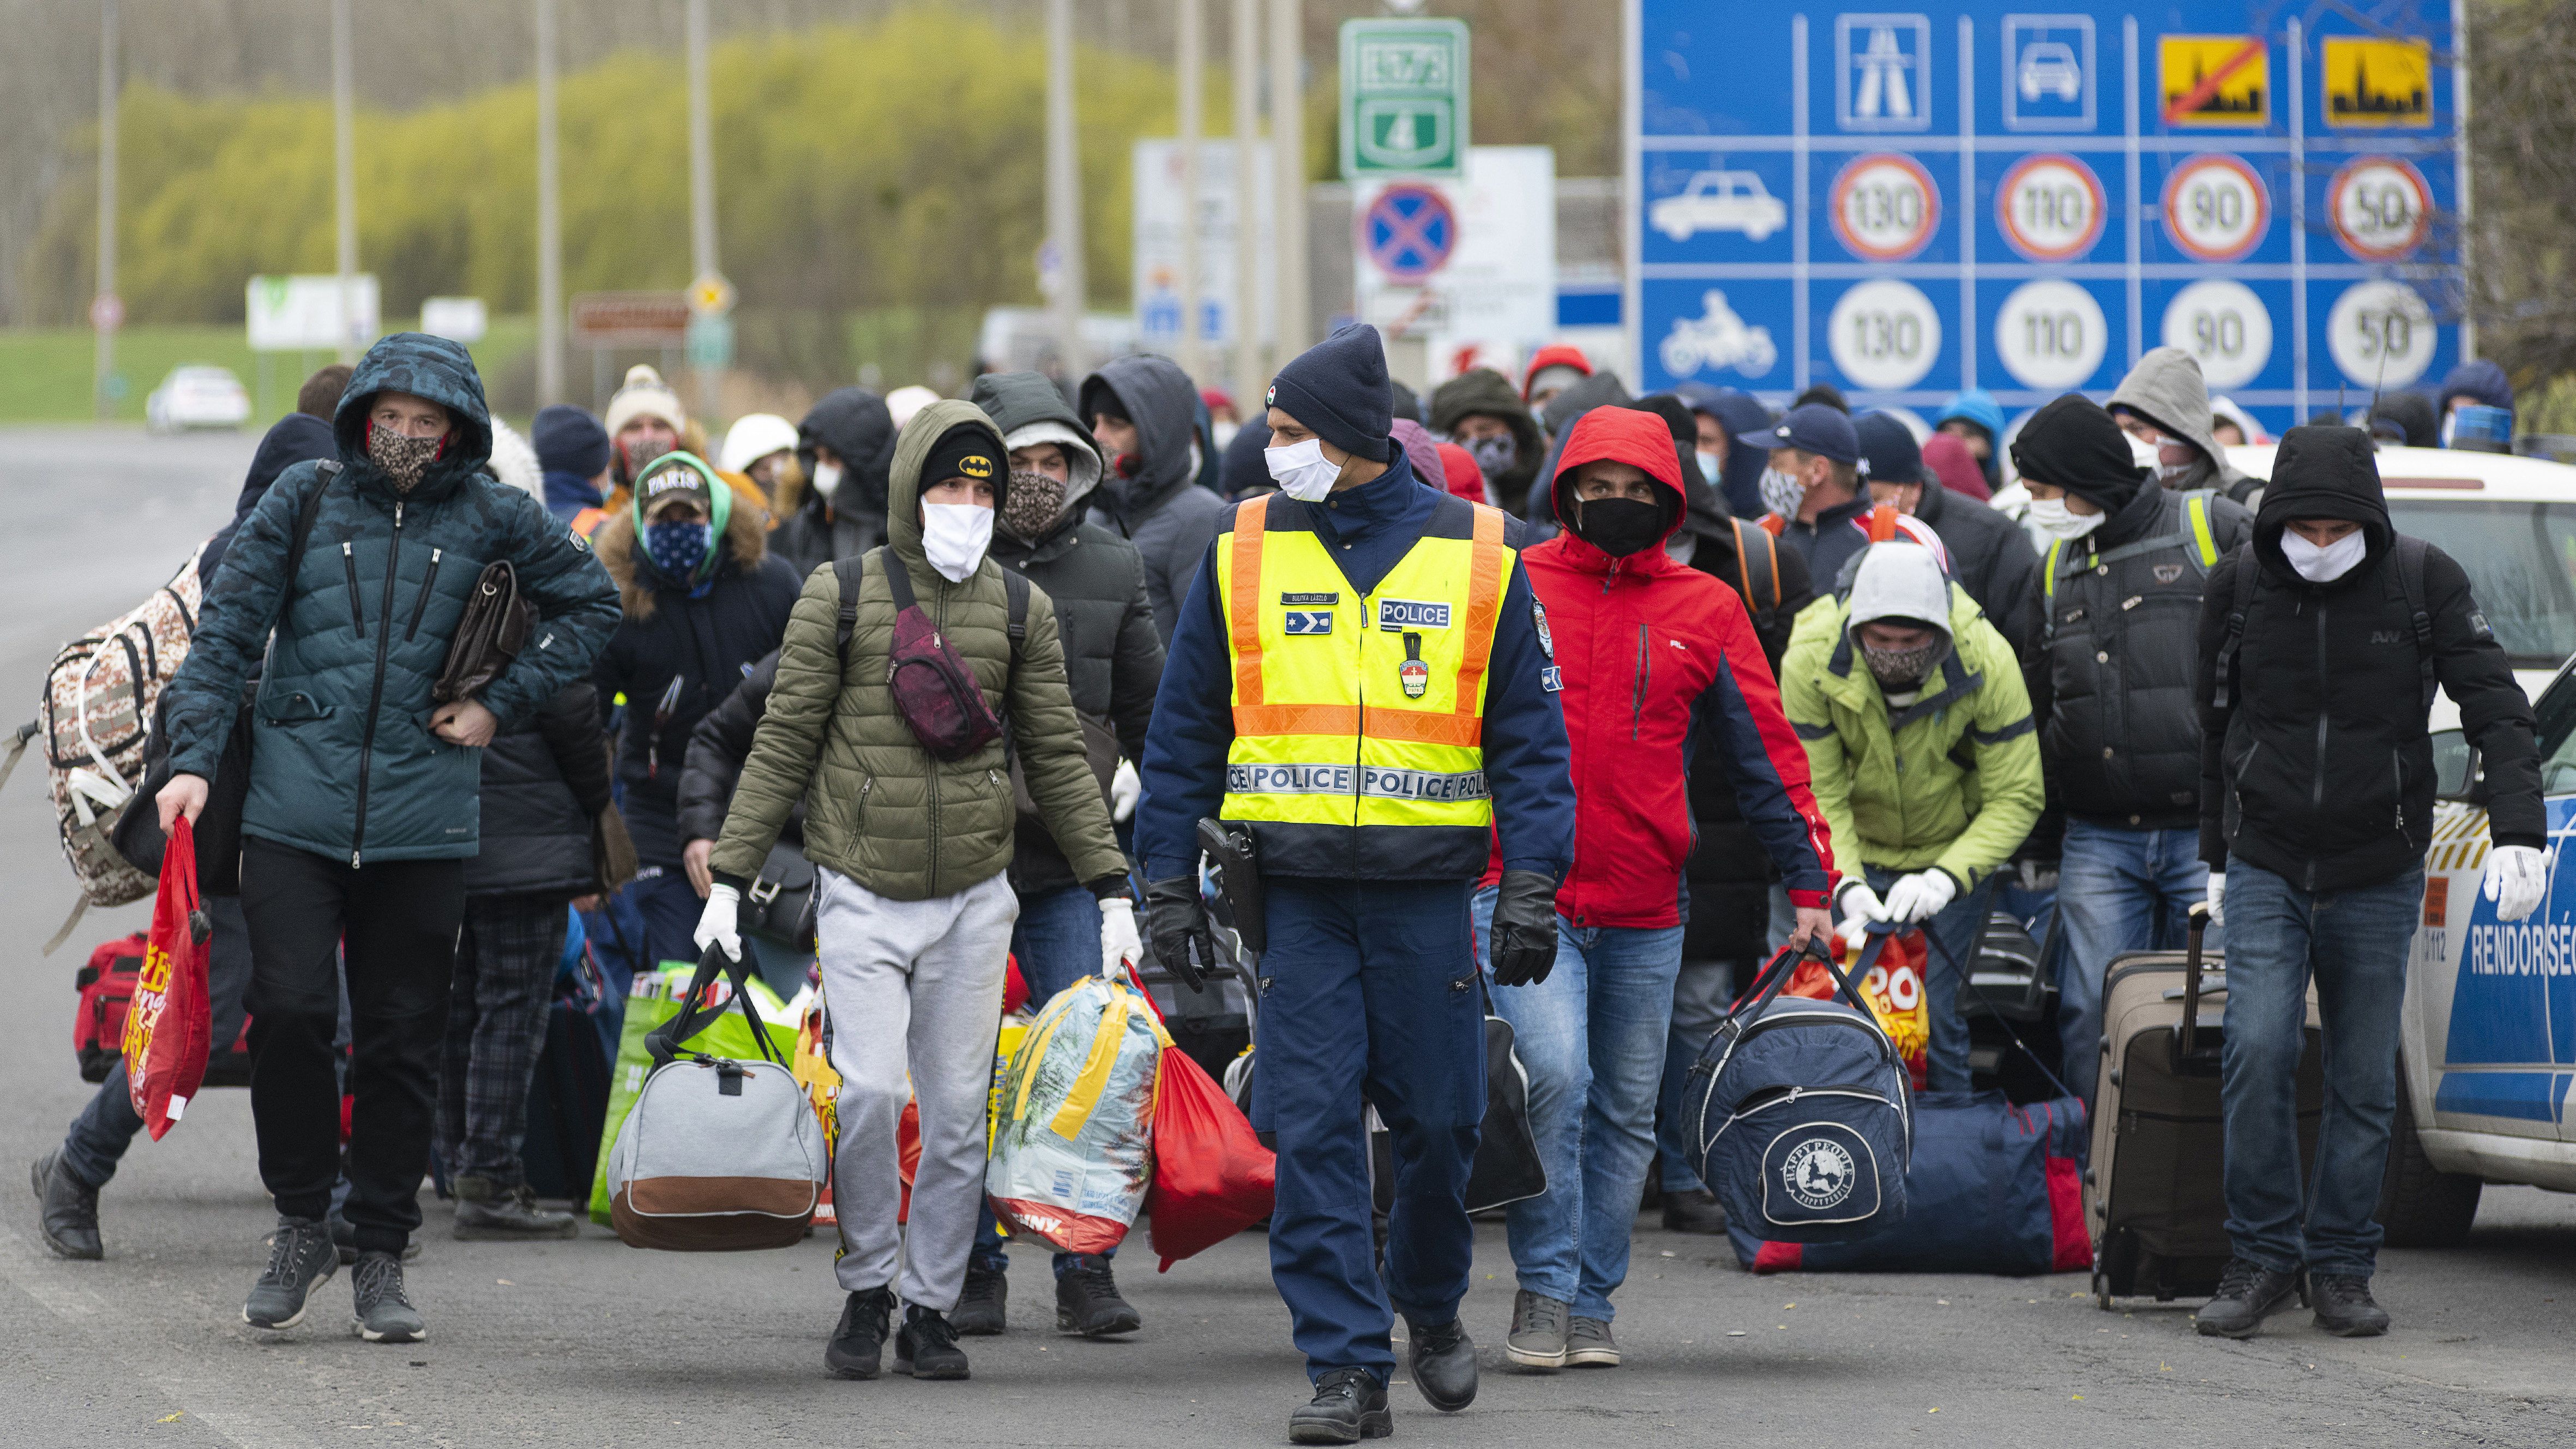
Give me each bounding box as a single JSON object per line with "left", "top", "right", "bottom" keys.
{"left": 1339, "top": 18, "right": 1470, "bottom": 179}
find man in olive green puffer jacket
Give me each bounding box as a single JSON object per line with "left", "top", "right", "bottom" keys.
{"left": 699, "top": 398, "right": 1137, "bottom": 1382}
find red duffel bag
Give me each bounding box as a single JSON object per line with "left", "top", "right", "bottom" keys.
{"left": 125, "top": 815, "right": 213, "bottom": 1140}
{"left": 1145, "top": 1044, "right": 1274, "bottom": 1271}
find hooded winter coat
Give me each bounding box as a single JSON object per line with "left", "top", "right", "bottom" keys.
{"left": 2108, "top": 347, "right": 2258, "bottom": 506}
{"left": 1080, "top": 356, "right": 1226, "bottom": 646}
{"left": 1781, "top": 547, "right": 2045, "bottom": 889}
{"left": 1488, "top": 408, "right": 1832, "bottom": 928}
{"left": 773, "top": 387, "right": 899, "bottom": 581}
{"left": 1428, "top": 368, "right": 1546, "bottom": 516}
{"left": 1675, "top": 383, "right": 1774, "bottom": 519}
{"left": 974, "top": 369, "right": 1166, "bottom": 894}
{"left": 2437, "top": 359, "right": 2514, "bottom": 420}
{"left": 163, "top": 333, "right": 622, "bottom": 864}
{"left": 1901, "top": 471, "right": 2042, "bottom": 655}
{"left": 202, "top": 411, "right": 338, "bottom": 586}
{"left": 1934, "top": 389, "right": 2008, "bottom": 494}
{"left": 2194, "top": 426, "right": 2542, "bottom": 892}
{"left": 711, "top": 400, "right": 1127, "bottom": 903}
{"left": 590, "top": 459, "right": 805, "bottom": 867}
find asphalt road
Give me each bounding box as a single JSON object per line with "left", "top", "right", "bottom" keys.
{"left": 3, "top": 425, "right": 2573, "bottom": 1448}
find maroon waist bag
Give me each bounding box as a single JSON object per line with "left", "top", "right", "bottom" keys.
{"left": 833, "top": 549, "right": 1026, "bottom": 761}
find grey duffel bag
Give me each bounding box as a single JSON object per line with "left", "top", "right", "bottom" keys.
{"left": 606, "top": 947, "right": 827, "bottom": 1250}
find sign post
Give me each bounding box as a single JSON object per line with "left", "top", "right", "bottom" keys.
{"left": 1338, "top": 18, "right": 1470, "bottom": 180}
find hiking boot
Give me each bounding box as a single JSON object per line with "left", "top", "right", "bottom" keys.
{"left": 825, "top": 1287, "right": 894, "bottom": 1380}
{"left": 1504, "top": 1289, "right": 1570, "bottom": 1370}
{"left": 2310, "top": 1275, "right": 2392, "bottom": 1337}
{"left": 1565, "top": 1316, "right": 1620, "bottom": 1367}
{"left": 327, "top": 1213, "right": 421, "bottom": 1267}
{"left": 452, "top": 1177, "right": 579, "bottom": 1241}
{"left": 350, "top": 1250, "right": 426, "bottom": 1343}
{"left": 1290, "top": 1368, "right": 1392, "bottom": 1444}
{"left": 1405, "top": 1316, "right": 1477, "bottom": 1411}
{"left": 1659, "top": 1186, "right": 1728, "bottom": 1236}
{"left": 1055, "top": 1254, "right": 1142, "bottom": 1336}
{"left": 243, "top": 1214, "right": 336, "bottom": 1330}
{"left": 952, "top": 1263, "right": 1008, "bottom": 1336}
{"left": 894, "top": 1305, "right": 970, "bottom": 1380}
{"left": 30, "top": 1151, "right": 102, "bottom": 1261}
{"left": 2195, "top": 1258, "right": 2303, "bottom": 1339}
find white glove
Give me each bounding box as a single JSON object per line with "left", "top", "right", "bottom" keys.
{"left": 2483, "top": 845, "right": 2550, "bottom": 923}
{"left": 1882, "top": 869, "right": 1959, "bottom": 926}
{"left": 1110, "top": 757, "right": 1141, "bottom": 823}
{"left": 2204, "top": 873, "right": 2225, "bottom": 929}
{"left": 1099, "top": 895, "right": 1143, "bottom": 975}
{"left": 1834, "top": 879, "right": 1888, "bottom": 950}
{"left": 694, "top": 882, "right": 742, "bottom": 961}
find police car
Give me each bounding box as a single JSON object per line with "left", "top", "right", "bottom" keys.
{"left": 2228, "top": 442, "right": 2576, "bottom": 1242}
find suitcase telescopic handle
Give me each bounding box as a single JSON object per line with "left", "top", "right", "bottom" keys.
{"left": 2178, "top": 901, "right": 2212, "bottom": 1063}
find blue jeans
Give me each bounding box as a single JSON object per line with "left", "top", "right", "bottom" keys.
{"left": 972, "top": 882, "right": 1105, "bottom": 1277}
{"left": 2218, "top": 858, "right": 2419, "bottom": 1280}
{"left": 1861, "top": 864, "right": 1997, "bottom": 1091}
{"left": 1657, "top": 956, "right": 1742, "bottom": 1191}
{"left": 2056, "top": 821, "right": 2219, "bottom": 1107}
{"left": 1471, "top": 887, "right": 1684, "bottom": 1320}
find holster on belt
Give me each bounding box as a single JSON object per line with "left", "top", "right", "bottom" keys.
{"left": 1196, "top": 817, "right": 1266, "bottom": 955}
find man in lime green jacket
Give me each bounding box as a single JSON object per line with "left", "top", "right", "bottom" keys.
{"left": 1781, "top": 543, "right": 2044, "bottom": 1088}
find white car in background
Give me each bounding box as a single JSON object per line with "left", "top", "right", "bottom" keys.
{"left": 2226, "top": 442, "right": 2576, "bottom": 1241}
{"left": 145, "top": 365, "right": 251, "bottom": 432}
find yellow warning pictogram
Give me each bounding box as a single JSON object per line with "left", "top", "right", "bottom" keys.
{"left": 2159, "top": 35, "right": 2269, "bottom": 128}
{"left": 2323, "top": 37, "right": 2431, "bottom": 129}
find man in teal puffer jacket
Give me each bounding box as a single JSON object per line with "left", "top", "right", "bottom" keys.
{"left": 156, "top": 333, "right": 619, "bottom": 1343}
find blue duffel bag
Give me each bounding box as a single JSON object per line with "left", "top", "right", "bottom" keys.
{"left": 1682, "top": 939, "right": 1913, "bottom": 1243}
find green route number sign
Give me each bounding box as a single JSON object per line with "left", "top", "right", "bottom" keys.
{"left": 1339, "top": 19, "right": 1470, "bottom": 179}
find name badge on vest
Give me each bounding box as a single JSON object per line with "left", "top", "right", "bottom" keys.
{"left": 1284, "top": 609, "right": 1334, "bottom": 635}
{"left": 1379, "top": 598, "right": 1451, "bottom": 631}
{"left": 1399, "top": 632, "right": 1430, "bottom": 698}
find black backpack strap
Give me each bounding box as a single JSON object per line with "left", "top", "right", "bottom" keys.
{"left": 832, "top": 550, "right": 869, "bottom": 659}
{"left": 2393, "top": 535, "right": 2436, "bottom": 717}
{"left": 2210, "top": 542, "right": 2259, "bottom": 710}
{"left": 1002, "top": 566, "right": 1030, "bottom": 676}
{"left": 876, "top": 546, "right": 919, "bottom": 612}
{"left": 1727, "top": 516, "right": 1779, "bottom": 632}
{"left": 282, "top": 462, "right": 336, "bottom": 601}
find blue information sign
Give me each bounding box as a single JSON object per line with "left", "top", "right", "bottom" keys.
{"left": 1626, "top": 1, "right": 2466, "bottom": 438}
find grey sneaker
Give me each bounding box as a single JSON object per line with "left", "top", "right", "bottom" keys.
{"left": 350, "top": 1250, "right": 426, "bottom": 1343}
{"left": 243, "top": 1214, "right": 337, "bottom": 1330}
{"left": 1565, "top": 1316, "right": 1620, "bottom": 1367}
{"left": 452, "top": 1177, "right": 579, "bottom": 1240}
{"left": 1504, "top": 1289, "right": 1569, "bottom": 1370}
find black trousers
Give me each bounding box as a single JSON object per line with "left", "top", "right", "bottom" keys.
{"left": 242, "top": 837, "right": 464, "bottom": 1253}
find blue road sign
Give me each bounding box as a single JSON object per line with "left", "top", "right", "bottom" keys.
{"left": 1627, "top": 2, "right": 2467, "bottom": 440}
{"left": 1364, "top": 184, "right": 1459, "bottom": 283}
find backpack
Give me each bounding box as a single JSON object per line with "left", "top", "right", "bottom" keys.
{"left": 2211, "top": 533, "right": 2433, "bottom": 716}
{"left": 1724, "top": 515, "right": 1783, "bottom": 638}
{"left": 73, "top": 933, "right": 148, "bottom": 1083}
{"left": 832, "top": 548, "right": 1028, "bottom": 760}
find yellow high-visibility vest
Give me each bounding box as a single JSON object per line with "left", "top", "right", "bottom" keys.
{"left": 1212, "top": 490, "right": 1516, "bottom": 878}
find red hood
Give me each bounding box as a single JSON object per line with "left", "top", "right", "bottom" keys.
{"left": 1548, "top": 406, "right": 1689, "bottom": 572}
{"left": 1435, "top": 441, "right": 1485, "bottom": 501}
{"left": 1521, "top": 344, "right": 1595, "bottom": 400}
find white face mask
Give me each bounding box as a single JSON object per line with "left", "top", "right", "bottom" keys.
{"left": 1758, "top": 466, "right": 1806, "bottom": 520}
{"left": 2282, "top": 527, "right": 2368, "bottom": 583}
{"left": 2027, "top": 496, "right": 2107, "bottom": 542}
{"left": 919, "top": 502, "right": 995, "bottom": 583}
{"left": 810, "top": 459, "right": 844, "bottom": 502}
{"left": 1696, "top": 450, "right": 1723, "bottom": 485}
{"left": 1265, "top": 436, "right": 1341, "bottom": 502}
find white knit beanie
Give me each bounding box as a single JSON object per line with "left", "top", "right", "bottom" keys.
{"left": 604, "top": 363, "right": 685, "bottom": 438}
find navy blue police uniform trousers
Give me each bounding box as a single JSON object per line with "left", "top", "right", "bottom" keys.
{"left": 1251, "top": 875, "right": 1486, "bottom": 1382}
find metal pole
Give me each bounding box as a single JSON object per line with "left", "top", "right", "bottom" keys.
{"left": 332, "top": 0, "right": 358, "bottom": 363}
{"left": 1175, "top": 0, "right": 1205, "bottom": 383}
{"left": 685, "top": 0, "right": 720, "bottom": 423}
{"left": 93, "top": 0, "right": 118, "bottom": 419}
{"left": 1045, "top": 0, "right": 1087, "bottom": 379}
{"left": 1268, "top": 0, "right": 1306, "bottom": 358}
{"left": 535, "top": 0, "right": 564, "bottom": 405}
{"left": 1231, "top": 0, "right": 1261, "bottom": 396}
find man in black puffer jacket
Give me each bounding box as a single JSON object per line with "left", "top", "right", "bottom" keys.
{"left": 1080, "top": 355, "right": 1224, "bottom": 645}
{"left": 2190, "top": 425, "right": 2544, "bottom": 1342}
{"left": 772, "top": 386, "right": 899, "bottom": 581}
{"left": 440, "top": 680, "right": 611, "bottom": 1240}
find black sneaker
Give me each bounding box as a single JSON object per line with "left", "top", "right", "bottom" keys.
{"left": 953, "top": 1263, "right": 1008, "bottom": 1336}
{"left": 1405, "top": 1316, "right": 1477, "bottom": 1411}
{"left": 2195, "top": 1257, "right": 2304, "bottom": 1339}
{"left": 452, "top": 1177, "right": 579, "bottom": 1241}
{"left": 1290, "top": 1368, "right": 1392, "bottom": 1444}
{"left": 30, "top": 1150, "right": 103, "bottom": 1261}
{"left": 2310, "top": 1275, "right": 2392, "bottom": 1337}
{"left": 894, "top": 1304, "right": 970, "bottom": 1380}
{"left": 350, "top": 1250, "right": 426, "bottom": 1343}
{"left": 243, "top": 1214, "right": 336, "bottom": 1330}
{"left": 1659, "top": 1186, "right": 1729, "bottom": 1235}
{"left": 1055, "top": 1254, "right": 1142, "bottom": 1337}
{"left": 327, "top": 1213, "right": 422, "bottom": 1267}
{"left": 825, "top": 1287, "right": 894, "bottom": 1380}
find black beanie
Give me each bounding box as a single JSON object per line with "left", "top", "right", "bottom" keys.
{"left": 533, "top": 404, "right": 610, "bottom": 478}
{"left": 2009, "top": 393, "right": 2144, "bottom": 514}
{"left": 920, "top": 422, "right": 1003, "bottom": 496}
{"left": 1266, "top": 323, "right": 1395, "bottom": 464}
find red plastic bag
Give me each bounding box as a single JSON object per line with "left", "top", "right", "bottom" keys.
{"left": 1145, "top": 1044, "right": 1274, "bottom": 1271}
{"left": 124, "top": 816, "right": 213, "bottom": 1141}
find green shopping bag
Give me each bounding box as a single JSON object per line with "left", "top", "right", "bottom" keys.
{"left": 589, "top": 959, "right": 801, "bottom": 1224}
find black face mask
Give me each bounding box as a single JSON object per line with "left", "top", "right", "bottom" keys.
{"left": 1571, "top": 495, "right": 1666, "bottom": 557}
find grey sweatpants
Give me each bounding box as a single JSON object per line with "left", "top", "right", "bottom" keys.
{"left": 816, "top": 866, "right": 1019, "bottom": 1309}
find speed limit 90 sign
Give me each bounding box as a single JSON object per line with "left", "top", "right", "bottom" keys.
{"left": 2162, "top": 154, "right": 2270, "bottom": 263}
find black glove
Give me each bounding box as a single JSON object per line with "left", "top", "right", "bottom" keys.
{"left": 1143, "top": 876, "right": 1217, "bottom": 993}
{"left": 1488, "top": 870, "right": 1562, "bottom": 987}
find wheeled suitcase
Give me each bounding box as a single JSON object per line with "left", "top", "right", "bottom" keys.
{"left": 2086, "top": 909, "right": 2321, "bottom": 1308}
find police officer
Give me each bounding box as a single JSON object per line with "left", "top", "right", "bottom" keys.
{"left": 1136, "top": 324, "right": 1575, "bottom": 1444}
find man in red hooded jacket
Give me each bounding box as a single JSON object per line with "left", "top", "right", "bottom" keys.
{"left": 1472, "top": 406, "right": 1837, "bottom": 1374}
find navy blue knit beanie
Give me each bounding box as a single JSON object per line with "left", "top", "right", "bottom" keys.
{"left": 1266, "top": 323, "right": 1394, "bottom": 464}
{"left": 533, "top": 404, "right": 611, "bottom": 478}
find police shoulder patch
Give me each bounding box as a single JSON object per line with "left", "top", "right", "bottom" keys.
{"left": 1532, "top": 599, "right": 1555, "bottom": 660}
